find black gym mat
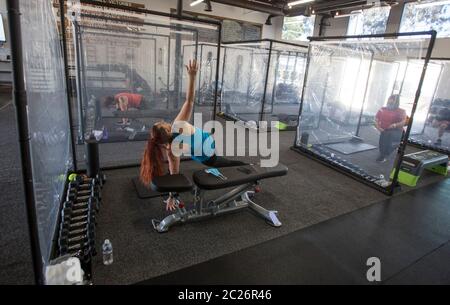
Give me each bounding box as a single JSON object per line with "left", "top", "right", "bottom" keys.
{"left": 325, "top": 142, "right": 377, "bottom": 155}
{"left": 139, "top": 179, "right": 450, "bottom": 285}
{"left": 132, "top": 177, "right": 166, "bottom": 199}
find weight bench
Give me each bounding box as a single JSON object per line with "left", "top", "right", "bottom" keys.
{"left": 150, "top": 163, "right": 288, "bottom": 233}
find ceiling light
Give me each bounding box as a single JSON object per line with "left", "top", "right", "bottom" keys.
{"left": 288, "top": 0, "right": 315, "bottom": 9}
{"left": 190, "top": 0, "right": 204, "bottom": 7}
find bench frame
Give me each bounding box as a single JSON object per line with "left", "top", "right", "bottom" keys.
{"left": 151, "top": 182, "right": 282, "bottom": 233}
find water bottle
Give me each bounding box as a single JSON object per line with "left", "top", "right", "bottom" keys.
{"left": 102, "top": 239, "right": 113, "bottom": 265}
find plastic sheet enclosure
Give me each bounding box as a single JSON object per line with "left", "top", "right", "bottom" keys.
{"left": 19, "top": 0, "right": 72, "bottom": 263}
{"left": 182, "top": 43, "right": 224, "bottom": 120}
{"left": 294, "top": 34, "right": 435, "bottom": 193}
{"left": 220, "top": 40, "right": 308, "bottom": 130}
{"left": 409, "top": 60, "right": 450, "bottom": 154}
{"left": 69, "top": 2, "right": 221, "bottom": 146}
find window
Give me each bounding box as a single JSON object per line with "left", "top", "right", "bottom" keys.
{"left": 282, "top": 15, "right": 316, "bottom": 41}
{"left": 400, "top": 0, "right": 450, "bottom": 37}
{"left": 347, "top": 6, "right": 391, "bottom": 36}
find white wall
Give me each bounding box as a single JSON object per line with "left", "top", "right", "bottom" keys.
{"left": 133, "top": 0, "right": 280, "bottom": 39}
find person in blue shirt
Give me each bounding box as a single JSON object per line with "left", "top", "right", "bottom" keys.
{"left": 140, "top": 60, "right": 246, "bottom": 211}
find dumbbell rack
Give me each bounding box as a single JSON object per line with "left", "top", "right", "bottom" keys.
{"left": 55, "top": 173, "right": 105, "bottom": 282}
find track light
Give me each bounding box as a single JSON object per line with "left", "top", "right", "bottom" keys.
{"left": 265, "top": 15, "right": 273, "bottom": 25}
{"left": 288, "top": 0, "right": 315, "bottom": 8}
{"left": 190, "top": 0, "right": 204, "bottom": 7}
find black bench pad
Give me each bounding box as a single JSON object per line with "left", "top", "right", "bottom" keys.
{"left": 193, "top": 164, "right": 288, "bottom": 190}
{"left": 151, "top": 174, "right": 193, "bottom": 193}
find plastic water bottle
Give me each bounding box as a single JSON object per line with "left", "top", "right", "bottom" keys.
{"left": 102, "top": 239, "right": 113, "bottom": 265}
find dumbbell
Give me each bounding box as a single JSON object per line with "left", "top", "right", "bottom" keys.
{"left": 64, "top": 198, "right": 99, "bottom": 213}
{"left": 59, "top": 239, "right": 95, "bottom": 256}
{"left": 59, "top": 222, "right": 95, "bottom": 241}
{"left": 68, "top": 183, "right": 101, "bottom": 199}
{"left": 60, "top": 218, "right": 95, "bottom": 232}
{"left": 76, "top": 174, "right": 105, "bottom": 187}
{"left": 68, "top": 181, "right": 99, "bottom": 195}
{"left": 61, "top": 207, "right": 95, "bottom": 224}
{"left": 62, "top": 205, "right": 92, "bottom": 218}
{"left": 59, "top": 228, "right": 95, "bottom": 248}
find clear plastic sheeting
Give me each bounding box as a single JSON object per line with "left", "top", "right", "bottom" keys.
{"left": 182, "top": 43, "right": 223, "bottom": 119}
{"left": 67, "top": 1, "right": 220, "bottom": 168}
{"left": 20, "top": 0, "right": 72, "bottom": 263}
{"left": 220, "top": 40, "right": 307, "bottom": 130}
{"left": 409, "top": 60, "right": 450, "bottom": 154}
{"left": 69, "top": 1, "right": 220, "bottom": 145}
{"left": 294, "top": 34, "right": 435, "bottom": 193}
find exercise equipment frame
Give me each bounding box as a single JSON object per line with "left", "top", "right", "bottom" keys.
{"left": 292, "top": 31, "right": 437, "bottom": 195}
{"left": 219, "top": 39, "right": 308, "bottom": 129}
{"left": 65, "top": 0, "right": 222, "bottom": 170}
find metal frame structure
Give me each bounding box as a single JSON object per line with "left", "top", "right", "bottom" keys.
{"left": 73, "top": 23, "right": 171, "bottom": 142}
{"left": 292, "top": 31, "right": 437, "bottom": 195}
{"left": 182, "top": 42, "right": 223, "bottom": 106}
{"left": 66, "top": 0, "right": 222, "bottom": 170}
{"left": 408, "top": 57, "right": 450, "bottom": 155}
{"left": 7, "top": 0, "right": 45, "bottom": 285}
{"left": 220, "top": 39, "right": 308, "bottom": 129}
{"left": 8, "top": 0, "right": 222, "bottom": 283}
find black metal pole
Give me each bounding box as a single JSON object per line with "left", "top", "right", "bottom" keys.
{"left": 173, "top": 0, "right": 183, "bottom": 110}
{"left": 294, "top": 45, "right": 312, "bottom": 147}
{"left": 269, "top": 51, "right": 280, "bottom": 114}
{"left": 7, "top": 0, "right": 44, "bottom": 285}
{"left": 177, "top": 0, "right": 183, "bottom": 17}
{"left": 219, "top": 46, "right": 227, "bottom": 113}
{"left": 390, "top": 31, "right": 437, "bottom": 195}
{"left": 259, "top": 41, "right": 273, "bottom": 126}
{"left": 60, "top": 0, "right": 78, "bottom": 171}
{"left": 198, "top": 45, "right": 203, "bottom": 105}
{"left": 72, "top": 20, "right": 85, "bottom": 143}
{"left": 212, "top": 23, "right": 222, "bottom": 121}
{"left": 167, "top": 37, "right": 171, "bottom": 110}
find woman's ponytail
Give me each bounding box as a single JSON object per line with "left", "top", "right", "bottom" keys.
{"left": 140, "top": 125, "right": 166, "bottom": 186}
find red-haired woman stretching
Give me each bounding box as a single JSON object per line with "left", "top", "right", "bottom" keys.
{"left": 140, "top": 60, "right": 246, "bottom": 211}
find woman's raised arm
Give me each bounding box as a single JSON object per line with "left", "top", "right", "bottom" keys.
{"left": 174, "top": 60, "right": 198, "bottom": 123}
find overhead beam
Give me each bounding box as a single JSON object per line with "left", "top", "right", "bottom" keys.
{"left": 210, "top": 0, "right": 286, "bottom": 16}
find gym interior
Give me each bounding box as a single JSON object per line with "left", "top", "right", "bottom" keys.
{"left": 1, "top": 0, "right": 450, "bottom": 288}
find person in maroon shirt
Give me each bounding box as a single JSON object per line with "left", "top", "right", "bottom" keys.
{"left": 375, "top": 94, "right": 407, "bottom": 162}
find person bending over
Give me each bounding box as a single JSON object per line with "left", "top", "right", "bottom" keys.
{"left": 432, "top": 108, "right": 450, "bottom": 146}
{"left": 140, "top": 60, "right": 247, "bottom": 211}
{"left": 103, "top": 92, "right": 149, "bottom": 126}
{"left": 375, "top": 94, "right": 407, "bottom": 163}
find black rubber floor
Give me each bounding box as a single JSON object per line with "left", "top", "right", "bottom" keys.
{"left": 140, "top": 179, "right": 450, "bottom": 285}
